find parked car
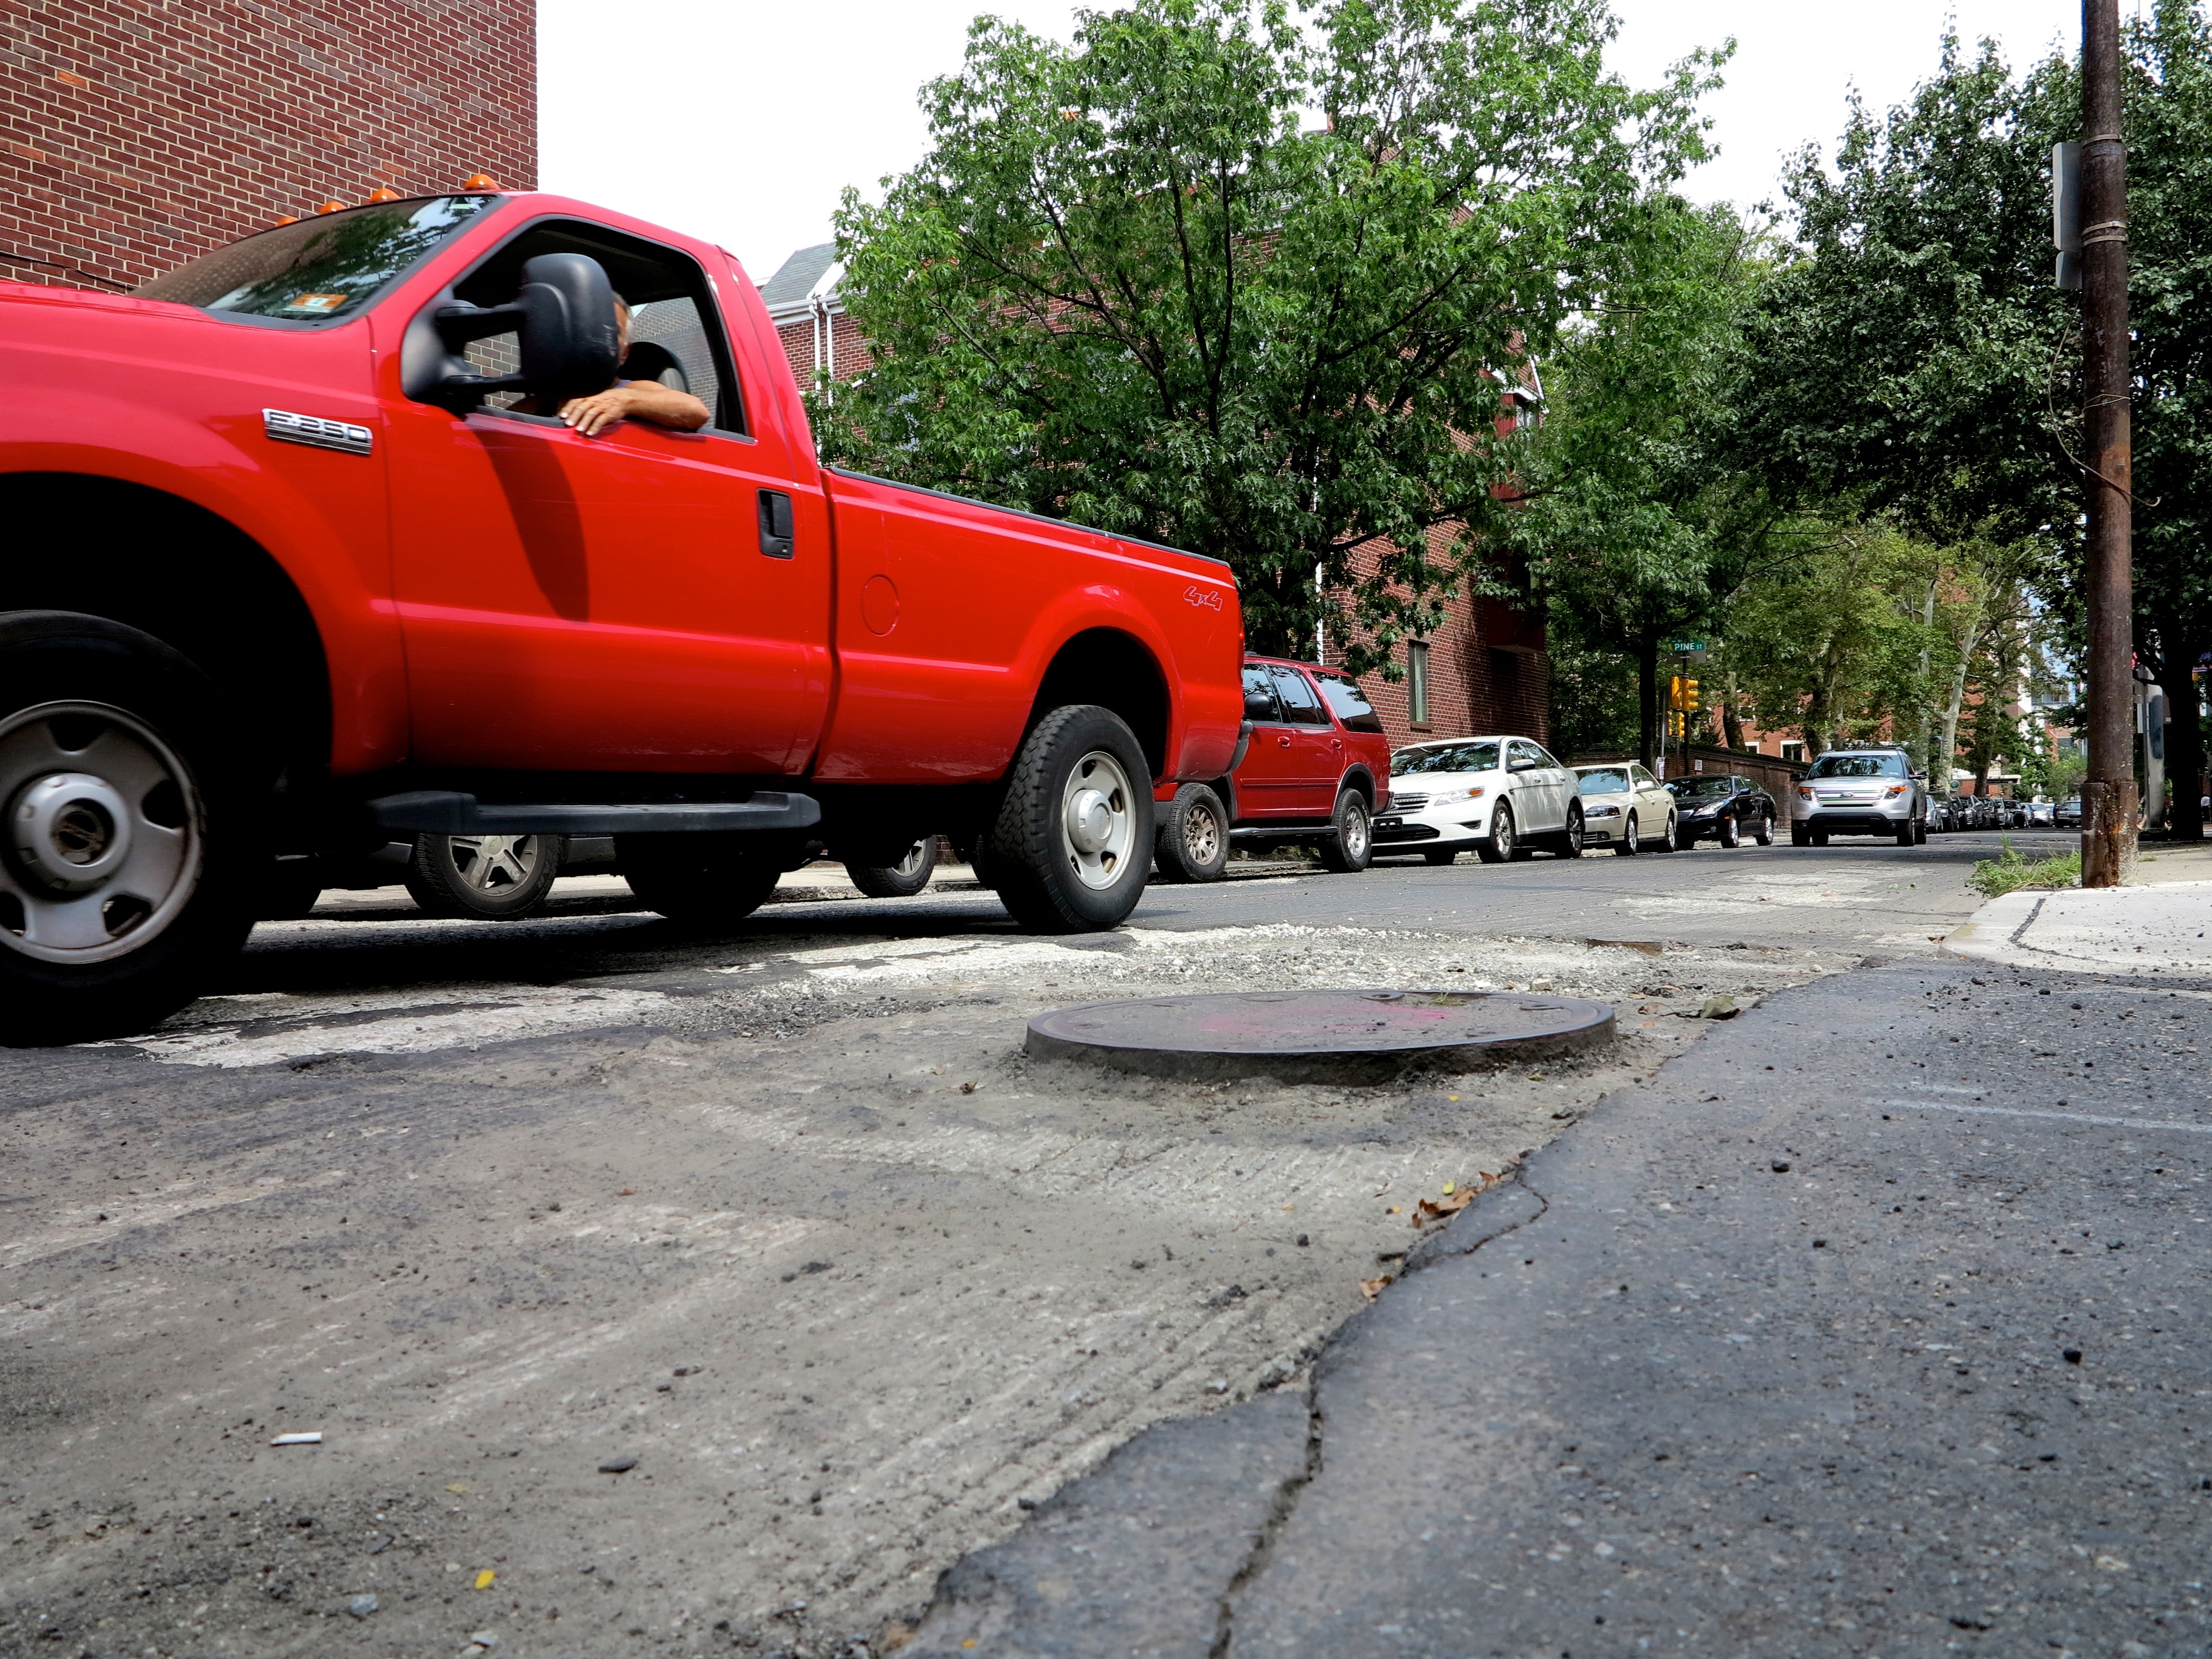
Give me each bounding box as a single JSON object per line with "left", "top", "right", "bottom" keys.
{"left": 2055, "top": 796, "right": 2084, "bottom": 828}
{"left": 1790, "top": 748, "right": 1927, "bottom": 846}
{"left": 1568, "top": 762, "right": 1676, "bottom": 855}
{"left": 2029, "top": 798, "right": 2056, "bottom": 827}
{"left": 1152, "top": 657, "right": 1391, "bottom": 881}
{"left": 0, "top": 186, "right": 1247, "bottom": 1037}
{"left": 1372, "top": 735, "right": 1584, "bottom": 862}
{"left": 1665, "top": 773, "right": 1779, "bottom": 848}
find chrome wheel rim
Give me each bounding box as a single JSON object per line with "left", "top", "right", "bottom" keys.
{"left": 1061, "top": 750, "right": 1135, "bottom": 890}
{"left": 1565, "top": 811, "right": 1582, "bottom": 853}
{"left": 1623, "top": 816, "right": 1638, "bottom": 851}
{"left": 890, "top": 839, "right": 932, "bottom": 880}
{"left": 447, "top": 834, "right": 542, "bottom": 893}
{"left": 1342, "top": 801, "right": 1368, "bottom": 859}
{"left": 1494, "top": 808, "right": 1513, "bottom": 856}
{"left": 0, "top": 701, "right": 203, "bottom": 964}
{"left": 1183, "top": 798, "right": 1222, "bottom": 867}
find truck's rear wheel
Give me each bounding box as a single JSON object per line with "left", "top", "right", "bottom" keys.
{"left": 846, "top": 837, "right": 939, "bottom": 898}
{"left": 406, "top": 833, "right": 564, "bottom": 919}
{"left": 0, "top": 612, "right": 253, "bottom": 1042}
{"left": 1153, "top": 783, "right": 1228, "bottom": 883}
{"left": 617, "top": 833, "right": 783, "bottom": 927}
{"left": 986, "top": 704, "right": 1154, "bottom": 933}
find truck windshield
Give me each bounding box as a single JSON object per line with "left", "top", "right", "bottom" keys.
{"left": 134, "top": 196, "right": 494, "bottom": 324}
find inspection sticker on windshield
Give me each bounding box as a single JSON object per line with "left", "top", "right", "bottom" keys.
{"left": 281, "top": 291, "right": 349, "bottom": 313}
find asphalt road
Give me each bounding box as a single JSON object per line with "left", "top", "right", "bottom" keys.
{"left": 893, "top": 899, "right": 2212, "bottom": 1657}
{"left": 0, "top": 825, "right": 2098, "bottom": 1657}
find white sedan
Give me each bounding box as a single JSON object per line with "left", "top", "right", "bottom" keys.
{"left": 1371, "top": 735, "right": 1584, "bottom": 863}
{"left": 1569, "top": 762, "right": 1677, "bottom": 855}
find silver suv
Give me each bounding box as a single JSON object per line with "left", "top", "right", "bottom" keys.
{"left": 1790, "top": 748, "right": 1926, "bottom": 846}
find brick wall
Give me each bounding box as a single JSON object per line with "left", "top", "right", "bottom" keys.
{"left": 1, "top": 0, "right": 536, "bottom": 293}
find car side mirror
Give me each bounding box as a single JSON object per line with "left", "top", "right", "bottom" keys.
{"left": 1508, "top": 758, "right": 1536, "bottom": 772}
{"left": 407, "top": 252, "right": 622, "bottom": 411}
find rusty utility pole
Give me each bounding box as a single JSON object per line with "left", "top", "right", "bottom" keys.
{"left": 2079, "top": 0, "right": 2137, "bottom": 885}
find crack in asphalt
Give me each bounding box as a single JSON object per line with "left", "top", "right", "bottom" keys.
{"left": 1206, "top": 1169, "right": 1555, "bottom": 1656}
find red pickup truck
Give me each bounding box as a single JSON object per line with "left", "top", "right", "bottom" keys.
{"left": 0, "top": 188, "right": 1245, "bottom": 1039}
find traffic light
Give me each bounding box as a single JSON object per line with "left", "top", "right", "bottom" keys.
{"left": 1668, "top": 675, "right": 1685, "bottom": 711}
{"left": 1682, "top": 678, "right": 1700, "bottom": 713}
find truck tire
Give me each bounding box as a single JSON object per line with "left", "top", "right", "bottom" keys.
{"left": 985, "top": 704, "right": 1154, "bottom": 933}
{"left": 406, "top": 833, "right": 564, "bottom": 919}
{"left": 1317, "top": 788, "right": 1373, "bottom": 873}
{"left": 1790, "top": 823, "right": 1811, "bottom": 847}
{"left": 0, "top": 611, "right": 255, "bottom": 1042}
{"left": 1153, "top": 783, "right": 1229, "bottom": 883}
{"left": 846, "top": 837, "right": 939, "bottom": 898}
{"left": 617, "top": 833, "right": 783, "bottom": 927}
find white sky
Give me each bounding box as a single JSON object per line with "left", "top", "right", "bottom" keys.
{"left": 540, "top": 0, "right": 2096, "bottom": 286}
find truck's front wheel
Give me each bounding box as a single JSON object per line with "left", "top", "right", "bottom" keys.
{"left": 617, "top": 833, "right": 783, "bottom": 927}
{"left": 0, "top": 612, "right": 254, "bottom": 1042}
{"left": 987, "top": 705, "right": 1154, "bottom": 933}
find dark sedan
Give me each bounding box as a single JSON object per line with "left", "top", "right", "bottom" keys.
{"left": 1664, "top": 773, "right": 1778, "bottom": 849}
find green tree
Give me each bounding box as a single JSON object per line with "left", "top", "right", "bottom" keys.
{"left": 1730, "top": 9, "right": 2212, "bottom": 835}
{"left": 818, "top": 0, "right": 1721, "bottom": 673}
{"left": 1511, "top": 201, "right": 1776, "bottom": 766}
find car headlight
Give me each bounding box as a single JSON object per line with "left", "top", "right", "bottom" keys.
{"left": 1583, "top": 804, "right": 1621, "bottom": 818}
{"left": 1884, "top": 784, "right": 1908, "bottom": 797}
{"left": 1429, "top": 786, "right": 1486, "bottom": 804}
{"left": 1796, "top": 787, "right": 1815, "bottom": 801}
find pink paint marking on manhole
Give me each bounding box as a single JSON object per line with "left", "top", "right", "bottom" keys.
{"left": 1025, "top": 989, "right": 1615, "bottom": 1083}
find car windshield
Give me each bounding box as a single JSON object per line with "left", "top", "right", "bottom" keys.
{"left": 1668, "top": 777, "right": 1735, "bottom": 800}
{"left": 1807, "top": 753, "right": 1906, "bottom": 779}
{"left": 1394, "top": 741, "right": 1500, "bottom": 775}
{"left": 134, "top": 195, "right": 495, "bottom": 323}
{"left": 1575, "top": 769, "right": 1630, "bottom": 794}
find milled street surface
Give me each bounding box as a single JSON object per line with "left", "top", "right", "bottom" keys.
{"left": 0, "top": 831, "right": 2091, "bottom": 1655}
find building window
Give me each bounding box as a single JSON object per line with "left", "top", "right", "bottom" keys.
{"left": 1407, "top": 640, "right": 1431, "bottom": 726}
{"left": 1780, "top": 740, "right": 1805, "bottom": 762}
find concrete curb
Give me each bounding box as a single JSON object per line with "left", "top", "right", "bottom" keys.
{"left": 1944, "top": 878, "right": 2212, "bottom": 978}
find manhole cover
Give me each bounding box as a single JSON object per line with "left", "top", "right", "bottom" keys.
{"left": 1025, "top": 989, "right": 1616, "bottom": 1083}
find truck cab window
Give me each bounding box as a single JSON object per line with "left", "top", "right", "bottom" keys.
{"left": 447, "top": 219, "right": 748, "bottom": 434}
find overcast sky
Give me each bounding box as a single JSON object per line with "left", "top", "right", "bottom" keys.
{"left": 540, "top": 0, "right": 2097, "bottom": 286}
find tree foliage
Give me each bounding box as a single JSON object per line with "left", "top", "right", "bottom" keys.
{"left": 819, "top": 0, "right": 1720, "bottom": 671}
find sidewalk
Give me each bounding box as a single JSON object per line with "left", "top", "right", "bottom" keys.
{"left": 897, "top": 887, "right": 2212, "bottom": 1656}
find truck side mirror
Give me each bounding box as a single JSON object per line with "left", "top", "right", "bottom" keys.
{"left": 404, "top": 252, "right": 622, "bottom": 410}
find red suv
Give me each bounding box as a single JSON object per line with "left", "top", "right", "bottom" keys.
{"left": 1153, "top": 656, "right": 1392, "bottom": 881}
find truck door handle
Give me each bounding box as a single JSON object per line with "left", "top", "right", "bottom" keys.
{"left": 1276, "top": 735, "right": 1292, "bottom": 748}
{"left": 757, "top": 490, "right": 794, "bottom": 559}
{"left": 1330, "top": 738, "right": 1343, "bottom": 748}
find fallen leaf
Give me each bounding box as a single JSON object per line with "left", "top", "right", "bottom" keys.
{"left": 1442, "top": 1181, "right": 1457, "bottom": 1194}
{"left": 617, "top": 1188, "right": 636, "bottom": 1196}
{"left": 960, "top": 1081, "right": 977, "bottom": 1094}
{"left": 1359, "top": 1275, "right": 1395, "bottom": 1301}
{"left": 445, "top": 1484, "right": 468, "bottom": 1495}
{"left": 1527, "top": 1070, "right": 1545, "bottom": 1081}
{"left": 474, "top": 1569, "right": 496, "bottom": 1590}
{"left": 1414, "top": 1190, "right": 1476, "bottom": 1225}
{"left": 1699, "top": 996, "right": 1738, "bottom": 1020}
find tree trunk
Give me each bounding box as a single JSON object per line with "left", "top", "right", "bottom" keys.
{"left": 1637, "top": 628, "right": 1660, "bottom": 773}
{"left": 1912, "top": 578, "right": 1938, "bottom": 775}
{"left": 1937, "top": 607, "right": 1982, "bottom": 798}
{"left": 1721, "top": 670, "right": 1745, "bottom": 751}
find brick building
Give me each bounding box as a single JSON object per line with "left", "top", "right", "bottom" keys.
{"left": 760, "top": 242, "right": 1552, "bottom": 751}
{"left": 1, "top": 0, "right": 535, "bottom": 293}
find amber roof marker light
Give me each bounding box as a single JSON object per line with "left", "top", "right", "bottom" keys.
{"left": 460, "top": 174, "right": 503, "bottom": 192}
{"left": 365, "top": 187, "right": 401, "bottom": 203}
{"left": 272, "top": 214, "right": 300, "bottom": 227}
{"left": 315, "top": 200, "right": 345, "bottom": 214}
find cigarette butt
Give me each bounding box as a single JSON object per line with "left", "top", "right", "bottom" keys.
{"left": 270, "top": 1432, "right": 323, "bottom": 1446}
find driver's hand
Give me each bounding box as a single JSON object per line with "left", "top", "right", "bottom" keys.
{"left": 557, "top": 387, "right": 633, "bottom": 438}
